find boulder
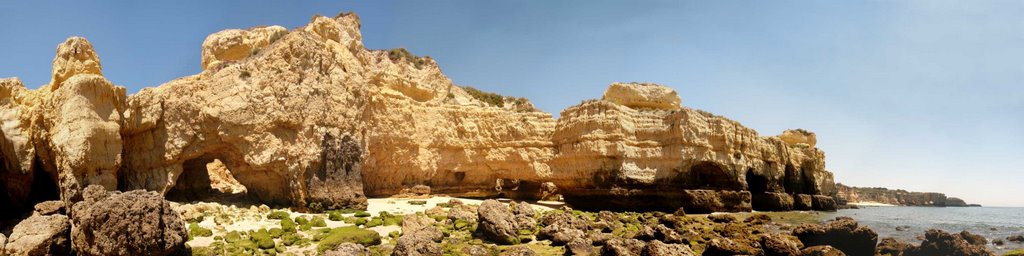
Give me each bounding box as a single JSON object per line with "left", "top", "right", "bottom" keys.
{"left": 760, "top": 233, "right": 801, "bottom": 256}
{"left": 680, "top": 190, "right": 752, "bottom": 213}
{"left": 565, "top": 238, "right": 594, "bottom": 255}
{"left": 811, "top": 195, "right": 837, "bottom": 211}
{"left": 33, "top": 200, "right": 65, "bottom": 216}
{"left": 325, "top": 242, "right": 366, "bottom": 256}
{"left": 3, "top": 214, "right": 71, "bottom": 256}
{"left": 642, "top": 240, "right": 695, "bottom": 256}
{"left": 702, "top": 238, "right": 760, "bottom": 256}
{"left": 1007, "top": 234, "right": 1024, "bottom": 243}
{"left": 478, "top": 200, "right": 521, "bottom": 245}
{"left": 70, "top": 185, "right": 188, "bottom": 256}
{"left": 792, "top": 217, "right": 877, "bottom": 256}
{"left": 959, "top": 230, "right": 987, "bottom": 246}
{"left": 904, "top": 229, "right": 995, "bottom": 256}
{"left": 800, "top": 245, "right": 846, "bottom": 256}
{"left": 601, "top": 238, "right": 646, "bottom": 256}
{"left": 393, "top": 215, "right": 443, "bottom": 256}
{"left": 601, "top": 82, "right": 681, "bottom": 110}
{"left": 794, "top": 194, "right": 814, "bottom": 210}
{"left": 498, "top": 245, "right": 536, "bottom": 256}
{"left": 752, "top": 192, "right": 795, "bottom": 211}
{"left": 410, "top": 185, "right": 431, "bottom": 195}
{"left": 876, "top": 237, "right": 915, "bottom": 256}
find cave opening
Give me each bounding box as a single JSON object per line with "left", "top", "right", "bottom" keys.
{"left": 784, "top": 164, "right": 801, "bottom": 194}
{"left": 689, "top": 162, "right": 740, "bottom": 190}
{"left": 166, "top": 155, "right": 249, "bottom": 203}
{"left": 745, "top": 170, "right": 768, "bottom": 194}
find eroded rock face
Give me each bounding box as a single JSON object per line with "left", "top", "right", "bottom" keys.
{"left": 792, "top": 217, "right": 878, "bottom": 256}
{"left": 834, "top": 183, "right": 970, "bottom": 207}
{"left": 904, "top": 229, "right": 995, "bottom": 256}
{"left": 70, "top": 185, "right": 188, "bottom": 256}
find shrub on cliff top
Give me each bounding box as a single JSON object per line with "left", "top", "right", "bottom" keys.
{"left": 387, "top": 48, "right": 431, "bottom": 69}
{"left": 462, "top": 86, "right": 506, "bottom": 107}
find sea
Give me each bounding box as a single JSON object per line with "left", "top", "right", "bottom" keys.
{"left": 822, "top": 206, "right": 1024, "bottom": 254}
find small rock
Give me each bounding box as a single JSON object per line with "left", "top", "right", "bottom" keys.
{"left": 1008, "top": 234, "right": 1024, "bottom": 243}
{"left": 448, "top": 198, "right": 464, "bottom": 206}
{"left": 325, "top": 242, "right": 366, "bottom": 256}
{"left": 673, "top": 207, "right": 686, "bottom": 216}
{"left": 4, "top": 214, "right": 71, "bottom": 256}
{"left": 565, "top": 238, "right": 594, "bottom": 255}
{"left": 643, "top": 240, "right": 696, "bottom": 256}
{"left": 992, "top": 239, "right": 1005, "bottom": 246}
{"left": 800, "top": 245, "right": 847, "bottom": 256}
{"left": 461, "top": 245, "right": 493, "bottom": 256}
{"left": 876, "top": 237, "right": 915, "bottom": 256}
{"left": 959, "top": 230, "right": 987, "bottom": 246}
{"left": 411, "top": 185, "right": 431, "bottom": 195}
{"left": 498, "top": 245, "right": 536, "bottom": 256}
{"left": 707, "top": 214, "right": 737, "bottom": 223}
{"left": 33, "top": 200, "right": 66, "bottom": 216}
{"left": 601, "top": 238, "right": 645, "bottom": 256}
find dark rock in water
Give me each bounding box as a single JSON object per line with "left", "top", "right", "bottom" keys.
{"left": 800, "top": 245, "right": 847, "bottom": 256}
{"left": 394, "top": 214, "right": 443, "bottom": 256}
{"left": 992, "top": 239, "right": 1004, "bottom": 246}
{"left": 1008, "top": 234, "right": 1024, "bottom": 243}
{"left": 904, "top": 229, "right": 995, "bottom": 256}
{"left": 707, "top": 214, "right": 737, "bottom": 223}
{"left": 643, "top": 240, "right": 695, "bottom": 256}
{"left": 959, "top": 231, "right": 987, "bottom": 246}
{"left": 4, "top": 214, "right": 71, "bottom": 256}
{"left": 811, "top": 195, "right": 837, "bottom": 211}
{"left": 601, "top": 238, "right": 645, "bottom": 256}
{"left": 303, "top": 133, "right": 368, "bottom": 211}
{"left": 33, "top": 200, "right": 65, "bottom": 216}
{"left": 70, "top": 185, "right": 188, "bottom": 256}
{"left": 792, "top": 217, "right": 877, "bottom": 256}
{"left": 565, "top": 238, "right": 594, "bottom": 255}
{"left": 877, "top": 237, "right": 915, "bottom": 256}
{"left": 498, "top": 245, "right": 536, "bottom": 256}
{"left": 752, "top": 192, "right": 795, "bottom": 211}
{"left": 744, "top": 213, "right": 772, "bottom": 225}
{"left": 703, "top": 237, "right": 760, "bottom": 256}
{"left": 478, "top": 200, "right": 521, "bottom": 245}
{"left": 895, "top": 225, "right": 911, "bottom": 231}
{"left": 794, "top": 194, "right": 814, "bottom": 210}
{"left": 324, "top": 242, "right": 366, "bottom": 256}
{"left": 760, "top": 233, "right": 802, "bottom": 256}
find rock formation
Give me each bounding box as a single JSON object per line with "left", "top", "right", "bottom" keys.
{"left": 70, "top": 185, "right": 188, "bottom": 256}
{"left": 834, "top": 183, "right": 978, "bottom": 207}
{"left": 0, "top": 11, "right": 837, "bottom": 216}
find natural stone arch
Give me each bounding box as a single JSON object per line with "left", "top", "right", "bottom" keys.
{"left": 165, "top": 154, "right": 248, "bottom": 203}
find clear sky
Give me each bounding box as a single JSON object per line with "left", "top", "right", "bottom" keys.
{"left": 2, "top": 1, "right": 1021, "bottom": 206}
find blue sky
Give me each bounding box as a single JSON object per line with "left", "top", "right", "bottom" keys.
{"left": 2, "top": 1, "right": 1022, "bottom": 206}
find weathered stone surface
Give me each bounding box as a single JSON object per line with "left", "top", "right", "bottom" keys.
{"left": 497, "top": 245, "right": 536, "bottom": 256}
{"left": 800, "top": 245, "right": 846, "bottom": 256}
{"left": 794, "top": 194, "right": 814, "bottom": 210}
{"left": 792, "top": 217, "right": 877, "bottom": 256}
{"left": 752, "top": 192, "right": 795, "bottom": 211}
{"left": 779, "top": 129, "right": 816, "bottom": 148}
{"left": 33, "top": 200, "right": 65, "bottom": 216}
{"left": 601, "top": 238, "right": 645, "bottom": 256}
{"left": 3, "top": 214, "right": 70, "bottom": 256}
{"left": 200, "top": 26, "right": 287, "bottom": 70}
{"left": 70, "top": 185, "right": 188, "bottom": 256}
{"left": 565, "top": 238, "right": 594, "bottom": 255}
{"left": 811, "top": 195, "right": 837, "bottom": 211}
{"left": 642, "top": 240, "right": 695, "bottom": 256}
{"left": 703, "top": 238, "right": 760, "bottom": 256}
{"left": 760, "top": 233, "right": 801, "bottom": 256}
{"left": 478, "top": 200, "right": 521, "bottom": 245}
{"left": 303, "top": 133, "right": 367, "bottom": 210}
{"left": 602, "top": 82, "right": 681, "bottom": 110}
{"left": 325, "top": 242, "right": 367, "bottom": 256}
{"left": 904, "top": 229, "right": 995, "bottom": 256}
{"left": 876, "top": 237, "right": 915, "bottom": 256}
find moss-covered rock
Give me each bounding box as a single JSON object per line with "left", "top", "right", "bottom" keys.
{"left": 317, "top": 226, "right": 382, "bottom": 252}
{"left": 189, "top": 222, "right": 213, "bottom": 238}
{"left": 268, "top": 211, "right": 290, "bottom": 220}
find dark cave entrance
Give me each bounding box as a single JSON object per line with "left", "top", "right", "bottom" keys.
{"left": 783, "top": 164, "right": 817, "bottom": 195}
{"left": 745, "top": 170, "right": 768, "bottom": 194}
{"left": 689, "top": 162, "right": 740, "bottom": 190}
{"left": 166, "top": 155, "right": 249, "bottom": 203}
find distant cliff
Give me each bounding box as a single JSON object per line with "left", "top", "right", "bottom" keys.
{"left": 834, "top": 183, "right": 978, "bottom": 207}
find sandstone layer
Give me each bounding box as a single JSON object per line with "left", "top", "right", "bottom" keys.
{"left": 0, "top": 12, "right": 837, "bottom": 215}
{"left": 834, "top": 183, "right": 977, "bottom": 207}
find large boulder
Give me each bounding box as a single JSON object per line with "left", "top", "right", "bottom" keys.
{"left": 601, "top": 82, "right": 681, "bottom": 110}
{"left": 752, "top": 192, "right": 795, "bottom": 211}
{"left": 760, "top": 233, "right": 802, "bottom": 256}
{"left": 904, "top": 229, "right": 995, "bottom": 256}
{"left": 3, "top": 214, "right": 71, "bottom": 256}
{"left": 478, "top": 200, "right": 522, "bottom": 245}
{"left": 792, "top": 217, "right": 877, "bottom": 256}
{"left": 794, "top": 194, "right": 814, "bottom": 210}
{"left": 393, "top": 214, "right": 443, "bottom": 256}
{"left": 876, "top": 237, "right": 915, "bottom": 256}
{"left": 811, "top": 195, "right": 837, "bottom": 211}
{"left": 70, "top": 185, "right": 188, "bottom": 256}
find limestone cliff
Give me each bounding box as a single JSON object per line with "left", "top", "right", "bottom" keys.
{"left": 834, "top": 183, "right": 977, "bottom": 207}
{"left": 0, "top": 12, "right": 836, "bottom": 214}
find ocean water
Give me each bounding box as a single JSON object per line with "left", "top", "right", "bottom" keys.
{"left": 822, "top": 207, "right": 1024, "bottom": 254}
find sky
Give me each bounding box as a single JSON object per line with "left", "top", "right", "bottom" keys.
{"left": 1, "top": 1, "right": 1022, "bottom": 206}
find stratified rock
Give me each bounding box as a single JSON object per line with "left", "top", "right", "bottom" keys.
{"left": 70, "top": 185, "right": 188, "bottom": 256}
{"left": 904, "top": 229, "right": 995, "bottom": 256}
{"left": 794, "top": 194, "right": 814, "bottom": 210}
{"left": 325, "top": 242, "right": 367, "bottom": 256}
{"left": 752, "top": 192, "right": 795, "bottom": 211}
{"left": 834, "top": 183, "right": 966, "bottom": 207}
{"left": 779, "top": 129, "right": 816, "bottom": 148}
{"left": 811, "top": 195, "right": 837, "bottom": 211}
{"left": 800, "top": 245, "right": 846, "bottom": 256}
{"left": 642, "top": 240, "right": 695, "bottom": 256}
{"left": 792, "top": 217, "right": 877, "bottom": 256}
{"left": 3, "top": 214, "right": 71, "bottom": 256}
{"left": 478, "top": 200, "right": 521, "bottom": 245}
{"left": 551, "top": 82, "right": 834, "bottom": 212}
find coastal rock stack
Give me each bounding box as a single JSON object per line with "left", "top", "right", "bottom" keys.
{"left": 834, "top": 183, "right": 978, "bottom": 207}
{"left": 0, "top": 12, "right": 837, "bottom": 216}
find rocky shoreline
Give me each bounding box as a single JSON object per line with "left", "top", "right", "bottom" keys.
{"left": 835, "top": 184, "right": 981, "bottom": 207}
